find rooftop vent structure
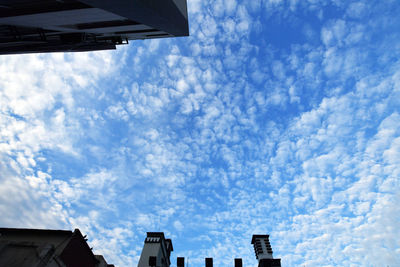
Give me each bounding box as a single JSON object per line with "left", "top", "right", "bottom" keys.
{"left": 251, "top": 235, "right": 281, "bottom": 267}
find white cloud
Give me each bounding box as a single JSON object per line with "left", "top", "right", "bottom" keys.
{"left": 173, "top": 220, "right": 184, "bottom": 232}
{"left": 105, "top": 103, "right": 129, "bottom": 121}
{"left": 1, "top": 1, "right": 400, "bottom": 267}
{"left": 346, "top": 2, "right": 368, "bottom": 19}
{"left": 177, "top": 79, "right": 190, "bottom": 93}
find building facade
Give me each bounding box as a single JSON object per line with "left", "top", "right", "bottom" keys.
{"left": 137, "top": 232, "right": 173, "bottom": 267}
{"left": 0, "top": 0, "right": 189, "bottom": 54}
{"left": 0, "top": 227, "right": 114, "bottom": 267}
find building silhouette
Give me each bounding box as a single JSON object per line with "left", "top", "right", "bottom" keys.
{"left": 0, "top": 227, "right": 114, "bottom": 267}
{"left": 0, "top": 228, "right": 281, "bottom": 267}
{"left": 136, "top": 232, "right": 281, "bottom": 267}
{"left": 0, "top": 0, "right": 189, "bottom": 54}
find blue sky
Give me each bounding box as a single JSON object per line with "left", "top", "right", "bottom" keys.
{"left": 1, "top": 0, "right": 400, "bottom": 266}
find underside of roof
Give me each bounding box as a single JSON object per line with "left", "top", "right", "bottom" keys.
{"left": 0, "top": 0, "right": 189, "bottom": 54}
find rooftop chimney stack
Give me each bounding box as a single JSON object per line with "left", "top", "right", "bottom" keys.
{"left": 251, "top": 235, "right": 281, "bottom": 267}
{"left": 177, "top": 257, "right": 185, "bottom": 267}
{"left": 205, "top": 257, "right": 213, "bottom": 267}
{"left": 138, "top": 232, "right": 173, "bottom": 267}
{"left": 234, "top": 258, "right": 243, "bottom": 267}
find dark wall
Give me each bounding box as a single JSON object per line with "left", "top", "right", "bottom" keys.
{"left": 60, "top": 234, "right": 98, "bottom": 267}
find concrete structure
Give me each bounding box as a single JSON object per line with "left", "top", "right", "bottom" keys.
{"left": 0, "top": 227, "right": 114, "bottom": 267}
{"left": 137, "top": 232, "right": 173, "bottom": 267}
{"left": 251, "top": 235, "right": 281, "bottom": 267}
{"left": 0, "top": 0, "right": 189, "bottom": 54}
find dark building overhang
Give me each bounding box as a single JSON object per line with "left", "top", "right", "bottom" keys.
{"left": 79, "top": 0, "right": 189, "bottom": 37}
{"left": 0, "top": 0, "right": 189, "bottom": 54}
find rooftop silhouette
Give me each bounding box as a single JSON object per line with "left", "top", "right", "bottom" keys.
{"left": 0, "top": 227, "right": 114, "bottom": 267}
{"left": 0, "top": 228, "right": 281, "bottom": 267}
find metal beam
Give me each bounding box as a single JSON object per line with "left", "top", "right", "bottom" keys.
{"left": 79, "top": 0, "right": 189, "bottom": 37}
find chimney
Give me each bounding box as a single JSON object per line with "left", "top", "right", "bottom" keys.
{"left": 205, "top": 257, "right": 213, "bottom": 267}
{"left": 177, "top": 257, "right": 184, "bottom": 267}
{"left": 251, "top": 235, "right": 281, "bottom": 267}
{"left": 234, "top": 258, "right": 243, "bottom": 267}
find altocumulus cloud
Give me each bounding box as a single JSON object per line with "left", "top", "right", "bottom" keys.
{"left": 1, "top": 0, "right": 400, "bottom": 266}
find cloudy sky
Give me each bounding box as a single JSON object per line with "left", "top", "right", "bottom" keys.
{"left": 1, "top": 0, "right": 400, "bottom": 266}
